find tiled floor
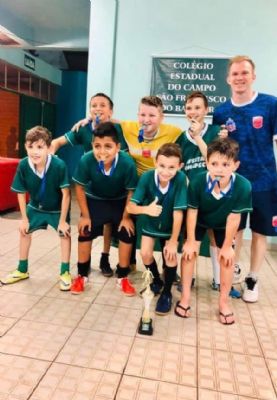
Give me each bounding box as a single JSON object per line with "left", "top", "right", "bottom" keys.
{"left": 0, "top": 204, "right": 277, "bottom": 400}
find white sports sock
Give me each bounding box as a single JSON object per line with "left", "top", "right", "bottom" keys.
{"left": 210, "top": 246, "right": 220, "bottom": 284}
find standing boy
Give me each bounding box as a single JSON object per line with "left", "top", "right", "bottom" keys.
{"left": 50, "top": 93, "right": 128, "bottom": 278}
{"left": 213, "top": 55, "right": 277, "bottom": 302}
{"left": 127, "top": 143, "right": 187, "bottom": 314}
{"left": 177, "top": 91, "right": 240, "bottom": 296}
{"left": 71, "top": 122, "right": 138, "bottom": 295}
{"left": 177, "top": 138, "right": 252, "bottom": 324}
{"left": 1, "top": 126, "right": 71, "bottom": 290}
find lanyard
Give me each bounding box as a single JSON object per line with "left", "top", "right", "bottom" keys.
{"left": 155, "top": 177, "right": 172, "bottom": 228}
{"left": 98, "top": 158, "right": 116, "bottom": 176}
{"left": 138, "top": 125, "right": 145, "bottom": 143}
{"left": 205, "top": 175, "right": 234, "bottom": 198}
{"left": 38, "top": 167, "right": 47, "bottom": 208}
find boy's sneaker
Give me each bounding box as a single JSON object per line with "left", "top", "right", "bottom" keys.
{"left": 71, "top": 275, "right": 87, "bottom": 294}
{"left": 155, "top": 292, "right": 172, "bottom": 315}
{"left": 211, "top": 279, "right": 220, "bottom": 291}
{"left": 233, "top": 263, "right": 243, "bottom": 284}
{"left": 229, "top": 286, "right": 241, "bottom": 299}
{"left": 150, "top": 278, "right": 164, "bottom": 296}
{"left": 211, "top": 279, "right": 241, "bottom": 298}
{"left": 1, "top": 270, "right": 29, "bottom": 284}
{"left": 117, "top": 277, "right": 136, "bottom": 296}
{"left": 243, "top": 276, "right": 258, "bottom": 302}
{"left": 99, "top": 257, "right": 113, "bottom": 277}
{"left": 59, "top": 271, "right": 72, "bottom": 291}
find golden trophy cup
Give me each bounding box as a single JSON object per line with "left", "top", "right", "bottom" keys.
{"left": 138, "top": 269, "right": 154, "bottom": 335}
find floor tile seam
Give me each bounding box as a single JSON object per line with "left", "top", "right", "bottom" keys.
{"left": 0, "top": 316, "right": 18, "bottom": 337}
{"left": 263, "top": 358, "right": 277, "bottom": 399}
{"left": 119, "top": 371, "right": 198, "bottom": 389}
{"left": 0, "top": 292, "right": 47, "bottom": 335}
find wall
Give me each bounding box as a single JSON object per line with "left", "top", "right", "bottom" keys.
{"left": 55, "top": 70, "right": 87, "bottom": 177}
{"left": 0, "top": 89, "right": 20, "bottom": 157}
{"left": 87, "top": 0, "right": 277, "bottom": 245}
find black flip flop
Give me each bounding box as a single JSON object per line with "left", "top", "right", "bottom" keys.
{"left": 174, "top": 301, "right": 191, "bottom": 318}
{"left": 219, "top": 311, "right": 235, "bottom": 325}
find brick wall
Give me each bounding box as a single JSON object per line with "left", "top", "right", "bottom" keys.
{"left": 0, "top": 89, "right": 20, "bottom": 158}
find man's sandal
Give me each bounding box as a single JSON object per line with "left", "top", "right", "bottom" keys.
{"left": 174, "top": 301, "right": 191, "bottom": 318}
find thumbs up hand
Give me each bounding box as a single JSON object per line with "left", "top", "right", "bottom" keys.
{"left": 146, "top": 197, "right": 163, "bottom": 217}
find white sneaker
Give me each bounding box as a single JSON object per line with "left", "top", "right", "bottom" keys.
{"left": 242, "top": 276, "right": 258, "bottom": 302}
{"left": 233, "top": 263, "right": 243, "bottom": 284}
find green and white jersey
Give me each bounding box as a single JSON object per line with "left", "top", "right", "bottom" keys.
{"left": 188, "top": 171, "right": 252, "bottom": 229}
{"left": 176, "top": 124, "right": 220, "bottom": 180}
{"left": 131, "top": 169, "right": 187, "bottom": 238}
{"left": 65, "top": 122, "right": 128, "bottom": 153}
{"left": 11, "top": 155, "right": 70, "bottom": 212}
{"left": 73, "top": 150, "right": 138, "bottom": 200}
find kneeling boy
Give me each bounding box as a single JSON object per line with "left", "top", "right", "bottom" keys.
{"left": 71, "top": 122, "right": 138, "bottom": 295}
{"left": 177, "top": 138, "right": 252, "bottom": 324}
{"left": 127, "top": 143, "right": 187, "bottom": 314}
{"left": 1, "top": 126, "right": 71, "bottom": 290}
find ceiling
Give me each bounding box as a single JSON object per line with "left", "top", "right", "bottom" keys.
{"left": 0, "top": 0, "right": 90, "bottom": 70}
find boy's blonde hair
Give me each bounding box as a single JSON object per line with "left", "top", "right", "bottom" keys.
{"left": 228, "top": 55, "right": 255, "bottom": 72}
{"left": 25, "top": 126, "right": 52, "bottom": 147}
{"left": 140, "top": 96, "right": 164, "bottom": 113}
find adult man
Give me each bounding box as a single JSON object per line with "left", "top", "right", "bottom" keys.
{"left": 213, "top": 55, "right": 277, "bottom": 302}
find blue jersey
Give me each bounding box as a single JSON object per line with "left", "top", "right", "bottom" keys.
{"left": 213, "top": 93, "right": 277, "bottom": 192}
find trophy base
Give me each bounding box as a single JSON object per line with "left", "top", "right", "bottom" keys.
{"left": 138, "top": 317, "right": 153, "bottom": 336}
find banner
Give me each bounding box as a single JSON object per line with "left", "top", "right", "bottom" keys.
{"left": 151, "top": 57, "right": 230, "bottom": 115}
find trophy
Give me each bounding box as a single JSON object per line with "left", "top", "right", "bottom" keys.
{"left": 138, "top": 269, "right": 154, "bottom": 335}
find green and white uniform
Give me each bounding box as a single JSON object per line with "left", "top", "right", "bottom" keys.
{"left": 188, "top": 171, "right": 252, "bottom": 229}
{"left": 11, "top": 155, "right": 70, "bottom": 232}
{"left": 72, "top": 150, "right": 137, "bottom": 199}
{"left": 65, "top": 122, "right": 128, "bottom": 153}
{"left": 130, "top": 169, "right": 187, "bottom": 238}
{"left": 176, "top": 124, "right": 220, "bottom": 180}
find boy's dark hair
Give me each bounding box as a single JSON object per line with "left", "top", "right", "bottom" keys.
{"left": 156, "top": 143, "right": 182, "bottom": 162}
{"left": 185, "top": 91, "right": 208, "bottom": 108}
{"left": 25, "top": 126, "right": 52, "bottom": 147}
{"left": 207, "top": 137, "right": 240, "bottom": 161}
{"left": 90, "top": 92, "right": 114, "bottom": 109}
{"left": 140, "top": 96, "right": 163, "bottom": 112}
{"left": 93, "top": 122, "right": 119, "bottom": 144}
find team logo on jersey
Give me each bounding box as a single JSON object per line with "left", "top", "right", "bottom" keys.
{"left": 252, "top": 116, "right": 263, "bottom": 129}
{"left": 225, "top": 118, "right": 236, "bottom": 133}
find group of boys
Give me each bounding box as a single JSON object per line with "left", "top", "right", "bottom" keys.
{"left": 1, "top": 55, "right": 276, "bottom": 326}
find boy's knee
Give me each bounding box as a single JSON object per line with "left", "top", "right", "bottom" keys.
{"left": 117, "top": 226, "right": 134, "bottom": 244}
{"left": 140, "top": 249, "right": 153, "bottom": 264}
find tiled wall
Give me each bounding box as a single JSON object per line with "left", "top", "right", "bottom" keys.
{"left": 0, "top": 89, "right": 20, "bottom": 158}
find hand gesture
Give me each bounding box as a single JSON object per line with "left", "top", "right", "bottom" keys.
{"left": 218, "top": 125, "right": 228, "bottom": 138}
{"left": 189, "top": 119, "right": 202, "bottom": 137}
{"left": 163, "top": 239, "right": 178, "bottom": 262}
{"left": 218, "top": 245, "right": 234, "bottom": 267}
{"left": 78, "top": 216, "right": 91, "bottom": 236}
{"left": 182, "top": 239, "right": 198, "bottom": 261}
{"left": 19, "top": 218, "right": 29, "bottom": 235}
{"left": 58, "top": 221, "right": 71, "bottom": 237}
{"left": 118, "top": 216, "right": 135, "bottom": 237}
{"left": 146, "top": 197, "right": 162, "bottom": 217}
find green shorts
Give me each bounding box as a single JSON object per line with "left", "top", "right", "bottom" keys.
{"left": 26, "top": 205, "right": 70, "bottom": 234}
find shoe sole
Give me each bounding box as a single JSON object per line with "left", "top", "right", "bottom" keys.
{"left": 71, "top": 290, "right": 83, "bottom": 295}
{"left": 155, "top": 310, "right": 171, "bottom": 316}
{"left": 1, "top": 276, "right": 29, "bottom": 285}
{"left": 60, "top": 286, "right": 71, "bottom": 291}
{"left": 122, "top": 292, "right": 136, "bottom": 297}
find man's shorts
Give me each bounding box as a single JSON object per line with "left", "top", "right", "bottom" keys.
{"left": 26, "top": 205, "right": 70, "bottom": 234}
{"left": 78, "top": 196, "right": 134, "bottom": 244}
{"left": 195, "top": 225, "right": 225, "bottom": 248}
{"left": 239, "top": 190, "right": 277, "bottom": 236}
